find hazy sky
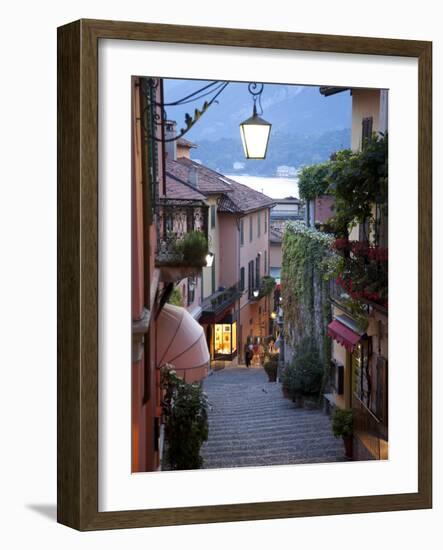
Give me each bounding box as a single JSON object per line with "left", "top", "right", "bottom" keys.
{"left": 162, "top": 79, "right": 352, "bottom": 143}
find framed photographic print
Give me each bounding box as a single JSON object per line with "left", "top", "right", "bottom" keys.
{"left": 57, "top": 19, "right": 432, "bottom": 530}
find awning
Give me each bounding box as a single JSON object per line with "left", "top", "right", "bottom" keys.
{"left": 156, "top": 303, "right": 210, "bottom": 383}
{"left": 327, "top": 319, "right": 362, "bottom": 352}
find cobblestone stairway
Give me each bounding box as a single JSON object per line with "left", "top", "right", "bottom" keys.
{"left": 201, "top": 366, "right": 345, "bottom": 469}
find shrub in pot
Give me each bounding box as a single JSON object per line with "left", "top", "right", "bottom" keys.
{"left": 279, "top": 363, "right": 291, "bottom": 398}
{"left": 167, "top": 286, "right": 184, "bottom": 307}
{"left": 291, "top": 338, "right": 323, "bottom": 397}
{"left": 279, "top": 360, "right": 298, "bottom": 403}
{"left": 177, "top": 230, "right": 208, "bottom": 266}
{"left": 283, "top": 338, "right": 324, "bottom": 404}
{"left": 263, "top": 353, "right": 279, "bottom": 382}
{"left": 332, "top": 408, "right": 354, "bottom": 459}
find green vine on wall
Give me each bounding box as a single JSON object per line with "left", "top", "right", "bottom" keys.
{"left": 298, "top": 134, "right": 388, "bottom": 238}
{"left": 298, "top": 161, "right": 331, "bottom": 201}
{"left": 281, "top": 222, "right": 335, "bottom": 391}
{"left": 297, "top": 134, "right": 389, "bottom": 310}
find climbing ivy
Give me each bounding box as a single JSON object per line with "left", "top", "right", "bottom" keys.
{"left": 327, "top": 134, "right": 388, "bottom": 238}
{"left": 298, "top": 134, "right": 388, "bottom": 239}
{"left": 281, "top": 222, "right": 335, "bottom": 395}
{"left": 298, "top": 161, "right": 332, "bottom": 201}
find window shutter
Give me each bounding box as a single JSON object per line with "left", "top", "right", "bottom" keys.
{"left": 240, "top": 267, "right": 245, "bottom": 291}
{"left": 362, "top": 116, "right": 373, "bottom": 147}
{"left": 210, "top": 205, "right": 216, "bottom": 228}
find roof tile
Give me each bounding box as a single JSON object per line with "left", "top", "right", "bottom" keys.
{"left": 167, "top": 158, "right": 275, "bottom": 214}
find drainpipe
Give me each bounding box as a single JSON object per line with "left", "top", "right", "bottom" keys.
{"left": 235, "top": 215, "right": 241, "bottom": 359}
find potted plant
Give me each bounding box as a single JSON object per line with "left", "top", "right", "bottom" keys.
{"left": 263, "top": 353, "right": 279, "bottom": 382}
{"left": 279, "top": 360, "right": 302, "bottom": 405}
{"left": 179, "top": 230, "right": 208, "bottom": 266}
{"left": 332, "top": 408, "right": 354, "bottom": 459}
{"left": 279, "top": 363, "right": 290, "bottom": 398}
{"left": 167, "top": 287, "right": 184, "bottom": 307}
{"left": 284, "top": 338, "right": 323, "bottom": 406}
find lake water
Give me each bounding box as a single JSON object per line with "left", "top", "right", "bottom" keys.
{"left": 225, "top": 175, "right": 300, "bottom": 200}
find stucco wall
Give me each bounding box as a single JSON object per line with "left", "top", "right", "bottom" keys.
{"left": 351, "top": 88, "right": 381, "bottom": 151}
{"left": 314, "top": 195, "right": 335, "bottom": 224}
{"left": 270, "top": 241, "right": 282, "bottom": 268}
{"left": 218, "top": 213, "right": 239, "bottom": 288}
{"left": 239, "top": 295, "right": 270, "bottom": 361}
{"left": 239, "top": 209, "right": 270, "bottom": 309}
{"left": 237, "top": 208, "right": 271, "bottom": 359}
{"left": 131, "top": 77, "right": 163, "bottom": 473}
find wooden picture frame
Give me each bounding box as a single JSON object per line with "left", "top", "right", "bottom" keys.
{"left": 57, "top": 19, "right": 432, "bottom": 530}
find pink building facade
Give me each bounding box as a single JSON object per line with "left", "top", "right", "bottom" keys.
{"left": 131, "top": 77, "right": 165, "bottom": 472}
{"left": 164, "top": 144, "right": 275, "bottom": 369}
{"left": 131, "top": 77, "right": 211, "bottom": 472}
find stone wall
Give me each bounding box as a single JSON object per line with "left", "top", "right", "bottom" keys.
{"left": 281, "top": 222, "right": 333, "bottom": 370}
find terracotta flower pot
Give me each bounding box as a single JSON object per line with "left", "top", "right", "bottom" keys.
{"left": 266, "top": 370, "right": 277, "bottom": 382}
{"left": 342, "top": 435, "right": 353, "bottom": 459}
{"left": 294, "top": 395, "right": 304, "bottom": 408}
{"left": 282, "top": 386, "right": 290, "bottom": 399}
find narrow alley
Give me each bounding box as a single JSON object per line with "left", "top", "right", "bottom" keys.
{"left": 201, "top": 367, "right": 345, "bottom": 469}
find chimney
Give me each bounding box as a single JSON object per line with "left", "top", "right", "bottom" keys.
{"left": 164, "top": 120, "right": 177, "bottom": 160}
{"left": 188, "top": 165, "right": 198, "bottom": 187}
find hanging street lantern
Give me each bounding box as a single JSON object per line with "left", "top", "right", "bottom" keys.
{"left": 239, "top": 83, "right": 272, "bottom": 160}
{"left": 142, "top": 78, "right": 272, "bottom": 160}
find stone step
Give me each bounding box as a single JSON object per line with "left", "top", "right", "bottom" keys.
{"left": 204, "top": 429, "right": 337, "bottom": 444}
{"left": 201, "top": 366, "right": 345, "bottom": 470}
{"left": 204, "top": 418, "right": 335, "bottom": 432}
{"left": 202, "top": 444, "right": 343, "bottom": 460}
{"left": 203, "top": 452, "right": 345, "bottom": 468}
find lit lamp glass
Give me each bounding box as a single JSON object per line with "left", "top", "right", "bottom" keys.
{"left": 253, "top": 289, "right": 259, "bottom": 298}
{"left": 205, "top": 252, "right": 214, "bottom": 267}
{"left": 239, "top": 105, "right": 272, "bottom": 160}
{"left": 270, "top": 311, "right": 277, "bottom": 320}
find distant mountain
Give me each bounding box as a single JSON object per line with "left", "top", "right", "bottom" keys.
{"left": 192, "top": 129, "right": 350, "bottom": 176}
{"left": 162, "top": 79, "right": 351, "bottom": 176}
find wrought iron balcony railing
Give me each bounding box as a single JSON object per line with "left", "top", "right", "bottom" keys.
{"left": 330, "top": 278, "right": 387, "bottom": 316}
{"left": 249, "top": 275, "right": 276, "bottom": 301}
{"left": 201, "top": 283, "right": 242, "bottom": 318}
{"left": 155, "top": 198, "right": 209, "bottom": 268}
{"left": 329, "top": 278, "right": 350, "bottom": 308}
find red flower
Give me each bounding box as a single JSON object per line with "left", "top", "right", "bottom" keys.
{"left": 333, "top": 238, "right": 350, "bottom": 252}
{"left": 367, "top": 246, "right": 388, "bottom": 262}
{"left": 351, "top": 241, "right": 369, "bottom": 257}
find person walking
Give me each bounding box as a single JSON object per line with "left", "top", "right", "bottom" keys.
{"left": 245, "top": 347, "right": 252, "bottom": 368}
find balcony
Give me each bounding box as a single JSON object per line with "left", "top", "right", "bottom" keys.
{"left": 330, "top": 278, "right": 387, "bottom": 317}
{"left": 329, "top": 278, "right": 351, "bottom": 309}
{"left": 155, "top": 198, "right": 209, "bottom": 281}
{"left": 249, "top": 275, "right": 276, "bottom": 302}
{"left": 200, "top": 283, "right": 242, "bottom": 323}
